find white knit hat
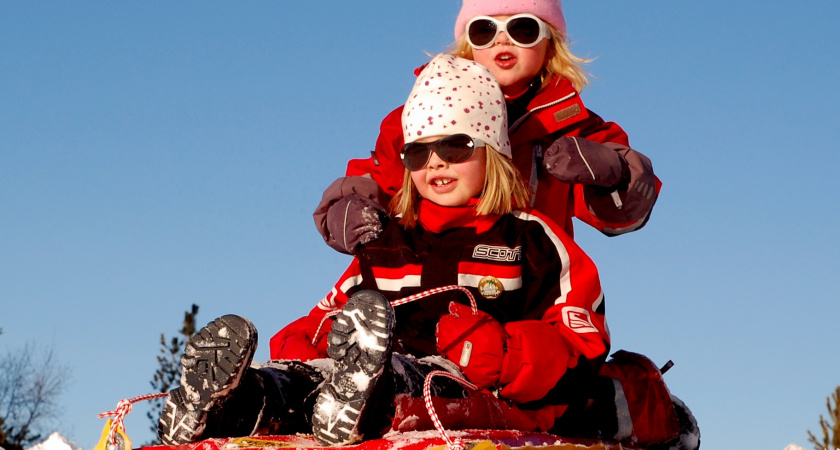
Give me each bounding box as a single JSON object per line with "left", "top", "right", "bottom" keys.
{"left": 402, "top": 54, "right": 511, "bottom": 158}
{"left": 454, "top": 0, "right": 566, "bottom": 40}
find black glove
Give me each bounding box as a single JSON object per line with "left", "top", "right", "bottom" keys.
{"left": 541, "top": 137, "right": 629, "bottom": 188}
{"left": 325, "top": 193, "right": 387, "bottom": 254}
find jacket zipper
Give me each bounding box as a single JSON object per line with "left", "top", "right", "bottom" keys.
{"left": 509, "top": 91, "right": 577, "bottom": 135}
{"left": 511, "top": 91, "right": 577, "bottom": 205}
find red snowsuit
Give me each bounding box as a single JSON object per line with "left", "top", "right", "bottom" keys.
{"left": 317, "top": 75, "right": 660, "bottom": 247}
{"left": 275, "top": 200, "right": 682, "bottom": 445}
{"left": 273, "top": 199, "right": 609, "bottom": 430}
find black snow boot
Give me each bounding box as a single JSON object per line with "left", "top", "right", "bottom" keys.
{"left": 157, "top": 314, "right": 258, "bottom": 445}
{"left": 312, "top": 290, "right": 395, "bottom": 446}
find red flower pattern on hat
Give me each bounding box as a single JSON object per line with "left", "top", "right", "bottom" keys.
{"left": 402, "top": 54, "right": 511, "bottom": 159}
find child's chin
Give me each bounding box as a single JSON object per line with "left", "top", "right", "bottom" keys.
{"left": 429, "top": 196, "right": 468, "bottom": 207}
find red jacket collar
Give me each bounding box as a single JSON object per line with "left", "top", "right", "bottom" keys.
{"left": 417, "top": 199, "right": 499, "bottom": 234}
{"left": 509, "top": 75, "right": 589, "bottom": 137}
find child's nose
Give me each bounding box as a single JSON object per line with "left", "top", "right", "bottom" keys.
{"left": 427, "top": 151, "right": 447, "bottom": 169}
{"left": 495, "top": 31, "right": 512, "bottom": 46}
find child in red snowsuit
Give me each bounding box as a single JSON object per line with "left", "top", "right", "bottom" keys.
{"left": 157, "top": 55, "right": 697, "bottom": 450}
{"left": 315, "top": 0, "right": 661, "bottom": 255}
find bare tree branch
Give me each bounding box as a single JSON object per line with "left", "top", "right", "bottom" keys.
{"left": 808, "top": 386, "right": 840, "bottom": 450}
{"left": 0, "top": 341, "right": 69, "bottom": 448}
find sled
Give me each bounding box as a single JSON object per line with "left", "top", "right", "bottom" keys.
{"left": 137, "top": 430, "right": 641, "bottom": 450}
{"left": 96, "top": 395, "right": 644, "bottom": 450}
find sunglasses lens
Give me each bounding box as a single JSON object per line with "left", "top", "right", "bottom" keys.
{"left": 467, "top": 19, "right": 498, "bottom": 48}
{"left": 507, "top": 16, "right": 542, "bottom": 46}
{"left": 401, "top": 142, "right": 432, "bottom": 171}
{"left": 436, "top": 134, "right": 476, "bottom": 163}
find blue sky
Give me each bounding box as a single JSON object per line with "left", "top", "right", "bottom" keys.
{"left": 2, "top": 1, "right": 839, "bottom": 449}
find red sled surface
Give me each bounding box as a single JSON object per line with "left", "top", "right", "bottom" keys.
{"left": 139, "top": 430, "right": 641, "bottom": 450}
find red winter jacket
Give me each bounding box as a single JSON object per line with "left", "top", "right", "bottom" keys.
{"left": 315, "top": 75, "right": 660, "bottom": 248}
{"left": 272, "top": 199, "right": 610, "bottom": 405}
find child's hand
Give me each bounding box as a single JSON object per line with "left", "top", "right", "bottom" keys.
{"left": 542, "top": 137, "right": 629, "bottom": 188}
{"left": 313, "top": 176, "right": 387, "bottom": 255}
{"left": 325, "top": 193, "right": 387, "bottom": 254}
{"left": 435, "top": 302, "right": 507, "bottom": 389}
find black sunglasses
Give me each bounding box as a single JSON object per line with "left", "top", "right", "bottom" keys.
{"left": 401, "top": 134, "right": 485, "bottom": 171}
{"left": 466, "top": 14, "right": 551, "bottom": 49}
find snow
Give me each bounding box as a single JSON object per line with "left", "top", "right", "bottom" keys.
{"left": 344, "top": 309, "right": 387, "bottom": 352}
{"left": 25, "top": 433, "right": 83, "bottom": 450}
{"left": 381, "top": 429, "right": 467, "bottom": 449}
{"left": 395, "top": 414, "right": 420, "bottom": 430}
{"left": 445, "top": 401, "right": 461, "bottom": 415}
{"left": 351, "top": 369, "right": 372, "bottom": 392}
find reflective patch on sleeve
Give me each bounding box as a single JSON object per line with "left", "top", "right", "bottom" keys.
{"left": 562, "top": 306, "right": 599, "bottom": 333}
{"left": 553, "top": 103, "right": 581, "bottom": 123}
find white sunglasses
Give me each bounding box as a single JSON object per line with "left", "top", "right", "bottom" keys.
{"left": 465, "top": 14, "right": 551, "bottom": 50}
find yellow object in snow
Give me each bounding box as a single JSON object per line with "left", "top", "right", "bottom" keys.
{"left": 93, "top": 419, "right": 132, "bottom": 450}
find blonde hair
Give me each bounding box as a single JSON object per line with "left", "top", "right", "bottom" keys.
{"left": 447, "top": 25, "right": 591, "bottom": 93}
{"left": 391, "top": 145, "right": 531, "bottom": 229}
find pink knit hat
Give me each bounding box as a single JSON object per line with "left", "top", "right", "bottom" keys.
{"left": 454, "top": 0, "right": 566, "bottom": 41}
{"left": 402, "top": 54, "right": 511, "bottom": 158}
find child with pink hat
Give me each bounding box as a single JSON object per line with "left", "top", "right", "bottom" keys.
{"left": 316, "top": 0, "right": 660, "bottom": 255}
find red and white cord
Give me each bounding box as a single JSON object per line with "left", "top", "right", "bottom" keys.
{"left": 389, "top": 285, "right": 477, "bottom": 313}
{"left": 423, "top": 370, "right": 478, "bottom": 450}
{"left": 98, "top": 392, "right": 169, "bottom": 446}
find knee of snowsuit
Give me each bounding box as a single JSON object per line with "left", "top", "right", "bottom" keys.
{"left": 549, "top": 350, "right": 682, "bottom": 446}
{"left": 201, "top": 360, "right": 326, "bottom": 438}
{"left": 595, "top": 350, "right": 682, "bottom": 446}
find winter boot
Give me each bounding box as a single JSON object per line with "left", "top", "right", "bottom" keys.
{"left": 157, "top": 314, "right": 258, "bottom": 445}
{"left": 649, "top": 396, "right": 701, "bottom": 450}
{"left": 312, "top": 290, "right": 395, "bottom": 446}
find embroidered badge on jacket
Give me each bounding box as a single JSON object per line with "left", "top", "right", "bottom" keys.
{"left": 478, "top": 275, "right": 503, "bottom": 299}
